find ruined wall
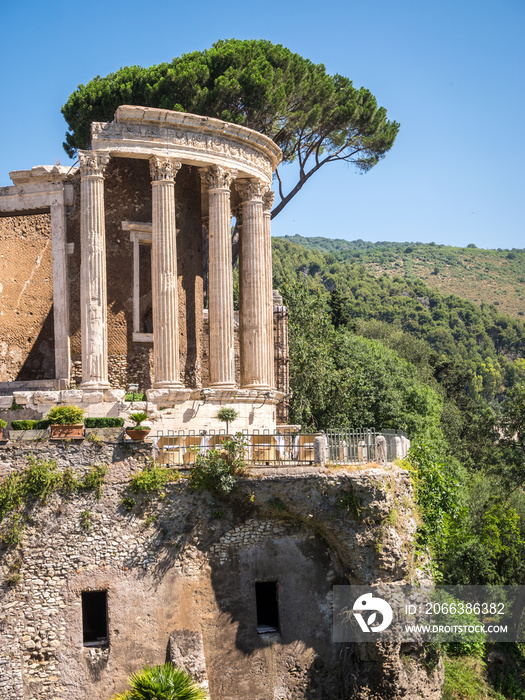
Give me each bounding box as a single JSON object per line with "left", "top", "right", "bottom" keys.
{"left": 0, "top": 442, "right": 443, "bottom": 700}
{"left": 1, "top": 162, "right": 288, "bottom": 399}
{"left": 0, "top": 213, "right": 55, "bottom": 382}
{"left": 68, "top": 158, "right": 204, "bottom": 390}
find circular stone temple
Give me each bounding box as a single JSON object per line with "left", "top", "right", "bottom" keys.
{"left": 0, "top": 106, "right": 290, "bottom": 433}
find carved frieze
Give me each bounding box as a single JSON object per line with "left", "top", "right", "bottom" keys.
{"left": 78, "top": 151, "right": 110, "bottom": 178}
{"left": 93, "top": 120, "right": 275, "bottom": 181}
{"left": 149, "top": 157, "right": 182, "bottom": 182}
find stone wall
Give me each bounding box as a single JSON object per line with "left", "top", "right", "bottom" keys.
{"left": 0, "top": 213, "right": 55, "bottom": 382}
{"left": 0, "top": 442, "right": 443, "bottom": 700}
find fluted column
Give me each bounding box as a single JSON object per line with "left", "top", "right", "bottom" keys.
{"left": 263, "top": 190, "right": 275, "bottom": 389}
{"left": 150, "top": 156, "right": 183, "bottom": 388}
{"left": 237, "top": 178, "right": 272, "bottom": 389}
{"left": 79, "top": 151, "right": 111, "bottom": 389}
{"left": 200, "top": 166, "right": 237, "bottom": 387}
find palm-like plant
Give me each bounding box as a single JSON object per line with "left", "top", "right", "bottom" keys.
{"left": 128, "top": 412, "right": 149, "bottom": 430}
{"left": 216, "top": 407, "right": 238, "bottom": 434}
{"left": 112, "top": 663, "right": 208, "bottom": 700}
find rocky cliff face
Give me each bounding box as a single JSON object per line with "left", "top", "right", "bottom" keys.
{"left": 0, "top": 441, "right": 443, "bottom": 699}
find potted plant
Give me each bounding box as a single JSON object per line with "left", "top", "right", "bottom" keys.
{"left": 216, "top": 407, "right": 238, "bottom": 434}
{"left": 0, "top": 418, "right": 7, "bottom": 442}
{"left": 125, "top": 412, "right": 151, "bottom": 441}
{"left": 46, "top": 405, "right": 85, "bottom": 439}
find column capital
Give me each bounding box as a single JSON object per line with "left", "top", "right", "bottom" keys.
{"left": 235, "top": 178, "right": 266, "bottom": 203}
{"left": 149, "top": 156, "right": 182, "bottom": 182}
{"left": 262, "top": 189, "right": 275, "bottom": 215}
{"left": 200, "top": 165, "right": 238, "bottom": 190}
{"left": 78, "top": 151, "right": 110, "bottom": 177}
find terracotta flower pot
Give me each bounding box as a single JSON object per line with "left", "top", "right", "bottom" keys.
{"left": 125, "top": 428, "right": 151, "bottom": 441}
{"left": 50, "top": 423, "right": 84, "bottom": 439}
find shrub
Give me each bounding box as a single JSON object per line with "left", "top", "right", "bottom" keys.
{"left": 188, "top": 434, "right": 247, "bottom": 497}
{"left": 129, "top": 464, "right": 179, "bottom": 493}
{"left": 24, "top": 457, "right": 62, "bottom": 503}
{"left": 442, "top": 656, "right": 489, "bottom": 700}
{"left": 430, "top": 591, "right": 486, "bottom": 658}
{"left": 125, "top": 391, "right": 147, "bottom": 401}
{"left": 79, "top": 464, "right": 108, "bottom": 498}
{"left": 11, "top": 420, "right": 51, "bottom": 430}
{"left": 0, "top": 457, "right": 63, "bottom": 523}
{"left": 85, "top": 417, "right": 125, "bottom": 428}
{"left": 46, "top": 405, "right": 85, "bottom": 425}
{"left": 80, "top": 509, "right": 93, "bottom": 531}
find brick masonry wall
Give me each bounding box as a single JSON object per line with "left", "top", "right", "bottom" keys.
{"left": 0, "top": 213, "right": 55, "bottom": 382}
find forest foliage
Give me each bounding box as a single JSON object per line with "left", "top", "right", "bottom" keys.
{"left": 282, "top": 234, "right": 525, "bottom": 319}
{"left": 274, "top": 236, "right": 525, "bottom": 594}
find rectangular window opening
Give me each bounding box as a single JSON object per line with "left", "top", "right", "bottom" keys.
{"left": 81, "top": 590, "right": 108, "bottom": 647}
{"left": 255, "top": 580, "right": 280, "bottom": 634}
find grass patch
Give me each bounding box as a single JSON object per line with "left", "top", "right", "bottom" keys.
{"left": 442, "top": 655, "right": 491, "bottom": 700}
{"left": 336, "top": 487, "right": 362, "bottom": 517}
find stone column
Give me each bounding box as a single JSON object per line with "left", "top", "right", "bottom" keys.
{"left": 237, "top": 178, "right": 272, "bottom": 389}
{"left": 200, "top": 166, "right": 237, "bottom": 387}
{"left": 150, "top": 156, "right": 183, "bottom": 389}
{"left": 79, "top": 151, "right": 111, "bottom": 390}
{"left": 263, "top": 190, "right": 275, "bottom": 389}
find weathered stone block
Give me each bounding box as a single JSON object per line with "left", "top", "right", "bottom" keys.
{"left": 314, "top": 435, "right": 327, "bottom": 465}
{"left": 0, "top": 396, "right": 13, "bottom": 410}
{"left": 81, "top": 391, "right": 105, "bottom": 404}
{"left": 168, "top": 629, "right": 208, "bottom": 684}
{"left": 12, "top": 391, "right": 33, "bottom": 405}
{"left": 8, "top": 429, "right": 49, "bottom": 441}
{"left": 33, "top": 391, "right": 60, "bottom": 405}
{"left": 85, "top": 427, "right": 124, "bottom": 442}
{"left": 376, "top": 435, "right": 387, "bottom": 462}
{"left": 146, "top": 389, "right": 171, "bottom": 402}
{"left": 104, "top": 388, "right": 126, "bottom": 403}
{"left": 60, "top": 389, "right": 83, "bottom": 404}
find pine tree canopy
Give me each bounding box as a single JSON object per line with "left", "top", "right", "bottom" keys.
{"left": 61, "top": 39, "right": 399, "bottom": 217}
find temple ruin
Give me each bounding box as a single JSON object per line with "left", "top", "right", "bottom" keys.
{"left": 0, "top": 106, "right": 290, "bottom": 431}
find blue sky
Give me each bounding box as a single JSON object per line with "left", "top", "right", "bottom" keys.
{"left": 1, "top": 0, "right": 523, "bottom": 250}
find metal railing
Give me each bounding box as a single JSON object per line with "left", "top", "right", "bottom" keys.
{"left": 151, "top": 428, "right": 409, "bottom": 467}
{"left": 152, "top": 429, "right": 319, "bottom": 467}
{"left": 325, "top": 428, "right": 409, "bottom": 464}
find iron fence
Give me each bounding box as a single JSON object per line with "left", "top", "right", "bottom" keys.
{"left": 151, "top": 427, "right": 409, "bottom": 467}
{"left": 152, "top": 429, "right": 319, "bottom": 467}
{"left": 324, "top": 428, "right": 409, "bottom": 464}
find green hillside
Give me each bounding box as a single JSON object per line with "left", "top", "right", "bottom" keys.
{"left": 271, "top": 233, "right": 525, "bottom": 679}
{"left": 272, "top": 236, "right": 525, "bottom": 409}
{"left": 278, "top": 235, "right": 525, "bottom": 319}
